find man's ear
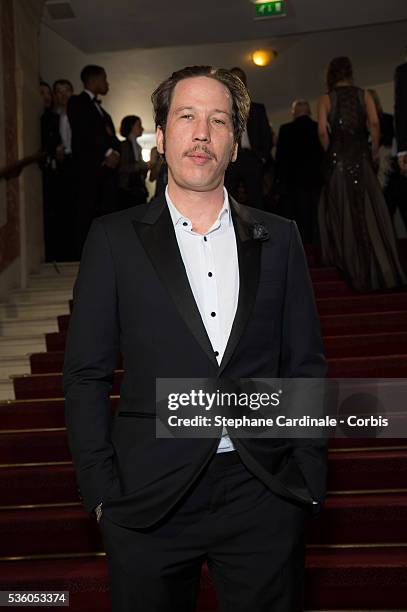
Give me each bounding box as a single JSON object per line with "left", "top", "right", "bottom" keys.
{"left": 230, "top": 141, "right": 238, "bottom": 163}
{"left": 156, "top": 126, "right": 165, "bottom": 155}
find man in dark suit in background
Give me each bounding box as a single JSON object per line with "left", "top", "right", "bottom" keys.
{"left": 63, "top": 66, "right": 327, "bottom": 612}
{"left": 67, "top": 65, "right": 120, "bottom": 257}
{"left": 225, "top": 67, "right": 273, "bottom": 209}
{"left": 275, "top": 99, "right": 324, "bottom": 244}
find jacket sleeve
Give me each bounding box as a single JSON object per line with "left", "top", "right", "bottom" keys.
{"left": 63, "top": 217, "right": 120, "bottom": 513}
{"left": 280, "top": 221, "right": 328, "bottom": 507}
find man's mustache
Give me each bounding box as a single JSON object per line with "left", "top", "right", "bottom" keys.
{"left": 183, "top": 145, "right": 217, "bottom": 161}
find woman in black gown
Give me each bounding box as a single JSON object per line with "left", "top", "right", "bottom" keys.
{"left": 318, "top": 56, "right": 405, "bottom": 292}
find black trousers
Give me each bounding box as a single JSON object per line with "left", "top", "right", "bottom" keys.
{"left": 278, "top": 186, "right": 322, "bottom": 245}
{"left": 74, "top": 166, "right": 118, "bottom": 258}
{"left": 100, "top": 451, "right": 308, "bottom": 612}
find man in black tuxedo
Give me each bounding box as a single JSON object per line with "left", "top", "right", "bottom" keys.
{"left": 225, "top": 67, "right": 273, "bottom": 209}
{"left": 63, "top": 66, "right": 327, "bottom": 612}
{"left": 275, "top": 99, "right": 324, "bottom": 243}
{"left": 67, "top": 65, "right": 120, "bottom": 257}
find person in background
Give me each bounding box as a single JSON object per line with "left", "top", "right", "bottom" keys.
{"left": 40, "top": 81, "right": 62, "bottom": 262}
{"left": 118, "top": 115, "right": 149, "bottom": 208}
{"left": 53, "top": 79, "right": 76, "bottom": 260}
{"left": 318, "top": 56, "right": 405, "bottom": 292}
{"left": 67, "top": 64, "right": 120, "bottom": 257}
{"left": 275, "top": 99, "right": 323, "bottom": 243}
{"left": 225, "top": 67, "right": 273, "bottom": 209}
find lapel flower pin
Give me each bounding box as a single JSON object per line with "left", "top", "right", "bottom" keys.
{"left": 250, "top": 222, "right": 270, "bottom": 242}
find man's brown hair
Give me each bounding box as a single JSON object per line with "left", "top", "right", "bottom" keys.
{"left": 151, "top": 66, "right": 251, "bottom": 143}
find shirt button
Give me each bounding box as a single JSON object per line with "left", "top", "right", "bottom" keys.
{"left": 203, "top": 236, "right": 207, "bottom": 242}
{"left": 214, "top": 351, "right": 219, "bottom": 357}
{"left": 182, "top": 221, "right": 188, "bottom": 227}
{"left": 208, "top": 272, "right": 213, "bottom": 277}
{"left": 211, "top": 312, "right": 216, "bottom": 317}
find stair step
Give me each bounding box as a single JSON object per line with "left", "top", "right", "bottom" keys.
{"left": 309, "top": 268, "right": 341, "bottom": 282}
{"left": 0, "top": 355, "right": 31, "bottom": 378}
{"left": 45, "top": 332, "right": 66, "bottom": 352}
{"left": 328, "top": 354, "right": 407, "bottom": 377}
{"left": 324, "top": 332, "right": 407, "bottom": 358}
{"left": 317, "top": 293, "right": 407, "bottom": 316}
{"left": 305, "top": 546, "right": 407, "bottom": 609}
{"left": 308, "top": 493, "right": 407, "bottom": 545}
{"left": 321, "top": 310, "right": 407, "bottom": 335}
{"left": 312, "top": 281, "right": 354, "bottom": 297}
{"left": 0, "top": 429, "right": 70, "bottom": 463}
{"left": 27, "top": 277, "right": 76, "bottom": 290}
{"left": 12, "top": 371, "right": 122, "bottom": 400}
{"left": 38, "top": 261, "right": 79, "bottom": 273}
{"left": 29, "top": 350, "right": 123, "bottom": 374}
{"left": 0, "top": 397, "right": 118, "bottom": 429}
{"left": 0, "top": 318, "right": 59, "bottom": 338}
{"left": 0, "top": 379, "right": 15, "bottom": 402}
{"left": 0, "top": 301, "right": 70, "bottom": 321}
{"left": 0, "top": 335, "right": 46, "bottom": 357}
{"left": 8, "top": 289, "right": 73, "bottom": 305}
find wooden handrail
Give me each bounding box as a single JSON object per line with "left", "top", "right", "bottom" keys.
{"left": 0, "top": 151, "right": 45, "bottom": 181}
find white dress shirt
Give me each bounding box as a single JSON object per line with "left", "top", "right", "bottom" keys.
{"left": 58, "top": 109, "right": 72, "bottom": 154}
{"left": 166, "top": 186, "right": 239, "bottom": 453}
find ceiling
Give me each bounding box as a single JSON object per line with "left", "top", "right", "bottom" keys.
{"left": 43, "top": 0, "right": 407, "bottom": 53}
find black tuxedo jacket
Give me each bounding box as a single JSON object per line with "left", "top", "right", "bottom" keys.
{"left": 246, "top": 102, "right": 273, "bottom": 163}
{"left": 275, "top": 116, "right": 323, "bottom": 195}
{"left": 63, "top": 194, "right": 327, "bottom": 529}
{"left": 395, "top": 62, "right": 407, "bottom": 152}
{"left": 67, "top": 91, "right": 120, "bottom": 171}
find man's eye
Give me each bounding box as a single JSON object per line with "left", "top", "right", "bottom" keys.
{"left": 213, "top": 119, "right": 226, "bottom": 125}
{"left": 181, "top": 114, "right": 193, "bottom": 120}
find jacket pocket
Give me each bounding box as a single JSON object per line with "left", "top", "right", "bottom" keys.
{"left": 117, "top": 411, "right": 156, "bottom": 418}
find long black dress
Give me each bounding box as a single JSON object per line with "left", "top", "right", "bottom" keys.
{"left": 318, "top": 85, "right": 405, "bottom": 292}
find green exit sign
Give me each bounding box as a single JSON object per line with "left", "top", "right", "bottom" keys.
{"left": 255, "top": 1, "right": 286, "bottom": 18}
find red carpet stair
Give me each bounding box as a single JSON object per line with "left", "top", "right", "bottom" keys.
{"left": 0, "top": 258, "right": 407, "bottom": 610}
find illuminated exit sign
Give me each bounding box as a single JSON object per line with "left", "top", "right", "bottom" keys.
{"left": 255, "top": 1, "right": 286, "bottom": 18}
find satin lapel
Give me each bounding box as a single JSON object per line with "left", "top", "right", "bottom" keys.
{"left": 132, "top": 195, "right": 218, "bottom": 368}
{"left": 218, "top": 198, "right": 262, "bottom": 375}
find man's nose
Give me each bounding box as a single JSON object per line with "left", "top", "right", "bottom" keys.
{"left": 192, "top": 118, "right": 210, "bottom": 142}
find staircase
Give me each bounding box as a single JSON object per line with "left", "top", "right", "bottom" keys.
{"left": 0, "top": 256, "right": 407, "bottom": 611}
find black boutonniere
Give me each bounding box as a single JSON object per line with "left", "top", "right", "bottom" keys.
{"left": 250, "top": 222, "right": 270, "bottom": 242}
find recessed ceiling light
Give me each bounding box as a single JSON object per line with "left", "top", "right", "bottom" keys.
{"left": 251, "top": 49, "right": 278, "bottom": 67}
